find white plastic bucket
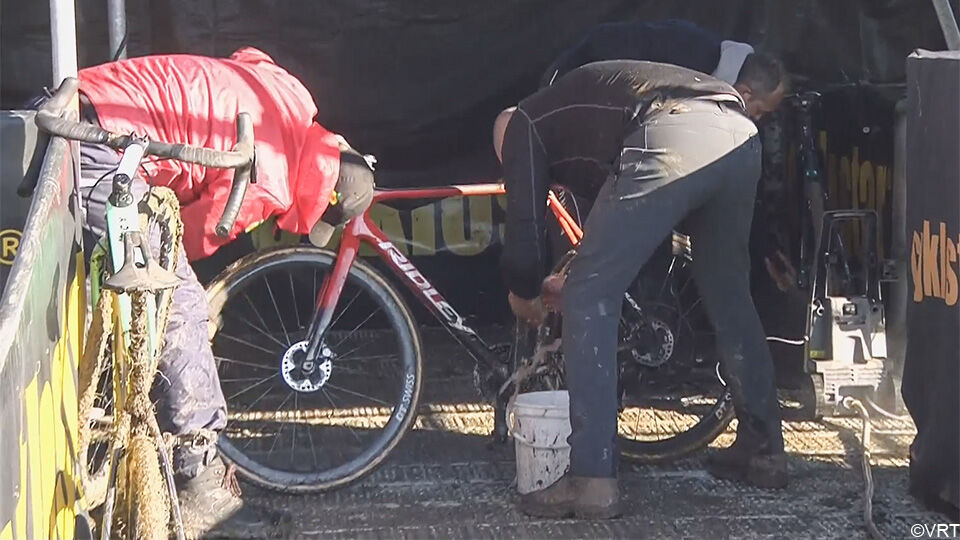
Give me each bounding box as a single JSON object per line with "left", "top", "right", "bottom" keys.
{"left": 508, "top": 390, "right": 571, "bottom": 494}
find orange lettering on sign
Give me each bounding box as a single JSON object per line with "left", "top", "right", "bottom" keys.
{"left": 942, "top": 222, "right": 950, "bottom": 299}
{"left": 945, "top": 232, "right": 958, "bottom": 307}
{"left": 911, "top": 222, "right": 960, "bottom": 306}
{"left": 911, "top": 231, "right": 924, "bottom": 303}
{"left": 923, "top": 220, "right": 942, "bottom": 298}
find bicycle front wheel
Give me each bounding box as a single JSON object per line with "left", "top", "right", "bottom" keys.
{"left": 206, "top": 246, "right": 422, "bottom": 493}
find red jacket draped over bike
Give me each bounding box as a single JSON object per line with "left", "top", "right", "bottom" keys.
{"left": 78, "top": 47, "right": 340, "bottom": 260}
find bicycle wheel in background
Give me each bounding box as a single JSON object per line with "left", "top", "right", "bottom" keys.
{"left": 206, "top": 247, "right": 422, "bottom": 493}
{"left": 514, "top": 247, "right": 734, "bottom": 463}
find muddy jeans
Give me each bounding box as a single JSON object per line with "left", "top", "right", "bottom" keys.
{"left": 562, "top": 98, "right": 783, "bottom": 477}
{"left": 80, "top": 140, "right": 229, "bottom": 438}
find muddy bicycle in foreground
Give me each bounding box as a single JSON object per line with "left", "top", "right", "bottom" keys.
{"left": 33, "top": 77, "right": 255, "bottom": 539}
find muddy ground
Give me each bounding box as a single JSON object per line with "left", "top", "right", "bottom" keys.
{"left": 242, "top": 328, "right": 946, "bottom": 539}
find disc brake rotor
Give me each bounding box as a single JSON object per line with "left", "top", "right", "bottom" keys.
{"left": 281, "top": 340, "right": 333, "bottom": 393}
{"left": 632, "top": 317, "right": 676, "bottom": 367}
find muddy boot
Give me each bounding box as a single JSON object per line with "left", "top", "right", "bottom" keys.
{"left": 517, "top": 475, "right": 621, "bottom": 519}
{"left": 705, "top": 441, "right": 788, "bottom": 489}
{"left": 176, "top": 454, "right": 292, "bottom": 539}
{"left": 745, "top": 453, "right": 788, "bottom": 488}
{"left": 704, "top": 441, "right": 754, "bottom": 481}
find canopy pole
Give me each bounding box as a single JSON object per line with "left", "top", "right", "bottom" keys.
{"left": 107, "top": 0, "right": 128, "bottom": 60}
{"left": 49, "top": 0, "right": 82, "bottom": 218}
{"left": 49, "top": 0, "right": 79, "bottom": 84}
{"left": 931, "top": 0, "right": 960, "bottom": 50}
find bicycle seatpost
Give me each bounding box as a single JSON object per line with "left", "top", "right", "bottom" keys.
{"left": 105, "top": 136, "right": 149, "bottom": 259}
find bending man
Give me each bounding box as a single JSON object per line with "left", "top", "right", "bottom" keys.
{"left": 60, "top": 47, "right": 375, "bottom": 538}
{"left": 496, "top": 60, "right": 788, "bottom": 519}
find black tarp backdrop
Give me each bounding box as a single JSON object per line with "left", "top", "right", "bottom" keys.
{"left": 903, "top": 50, "right": 960, "bottom": 518}
{"left": 0, "top": 0, "right": 951, "bottom": 322}
{"left": 0, "top": 0, "right": 951, "bottom": 305}
{"left": 0, "top": 0, "right": 949, "bottom": 181}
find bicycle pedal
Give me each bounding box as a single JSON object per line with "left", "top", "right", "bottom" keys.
{"left": 103, "top": 231, "right": 181, "bottom": 293}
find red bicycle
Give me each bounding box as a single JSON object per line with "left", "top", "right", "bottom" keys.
{"left": 205, "top": 182, "right": 733, "bottom": 492}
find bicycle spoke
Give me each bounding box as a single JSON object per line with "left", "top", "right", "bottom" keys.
{"left": 264, "top": 276, "right": 291, "bottom": 346}
{"left": 241, "top": 433, "right": 257, "bottom": 451}
{"left": 306, "top": 416, "right": 319, "bottom": 468}
{"left": 225, "top": 312, "right": 287, "bottom": 350}
{"left": 239, "top": 384, "right": 277, "bottom": 416}
{"left": 232, "top": 384, "right": 280, "bottom": 453}
{"left": 337, "top": 340, "right": 376, "bottom": 361}
{"left": 267, "top": 392, "right": 294, "bottom": 459}
{"left": 289, "top": 271, "right": 302, "bottom": 330}
{"left": 214, "top": 355, "right": 277, "bottom": 372}
{"left": 333, "top": 307, "right": 383, "bottom": 350}
{"left": 676, "top": 273, "right": 695, "bottom": 299}
{"left": 340, "top": 353, "right": 398, "bottom": 363}
{"left": 657, "top": 257, "right": 679, "bottom": 299}
{"left": 334, "top": 352, "right": 403, "bottom": 379}
{"left": 217, "top": 332, "right": 281, "bottom": 356}
{"left": 321, "top": 388, "right": 363, "bottom": 444}
{"left": 332, "top": 365, "right": 394, "bottom": 377}
{"left": 325, "top": 382, "right": 390, "bottom": 407}
{"left": 291, "top": 393, "right": 299, "bottom": 464}
{"left": 243, "top": 292, "right": 277, "bottom": 343}
{"left": 680, "top": 297, "right": 703, "bottom": 320}
{"left": 227, "top": 373, "right": 279, "bottom": 401}
{"left": 329, "top": 289, "right": 363, "bottom": 331}
{"left": 654, "top": 409, "right": 664, "bottom": 440}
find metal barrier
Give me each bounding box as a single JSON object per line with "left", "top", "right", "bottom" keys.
{"left": 0, "top": 113, "right": 85, "bottom": 539}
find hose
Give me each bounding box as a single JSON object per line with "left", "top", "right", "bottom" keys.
{"left": 766, "top": 336, "right": 806, "bottom": 345}
{"left": 841, "top": 396, "right": 887, "bottom": 540}
{"left": 864, "top": 395, "right": 912, "bottom": 422}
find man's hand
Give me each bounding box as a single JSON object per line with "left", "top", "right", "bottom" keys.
{"left": 764, "top": 250, "right": 797, "bottom": 292}
{"left": 508, "top": 293, "right": 546, "bottom": 327}
{"left": 508, "top": 274, "right": 567, "bottom": 327}
{"left": 541, "top": 273, "right": 566, "bottom": 312}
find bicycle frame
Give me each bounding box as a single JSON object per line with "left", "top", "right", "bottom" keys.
{"left": 302, "top": 183, "right": 583, "bottom": 375}
{"left": 89, "top": 137, "right": 170, "bottom": 540}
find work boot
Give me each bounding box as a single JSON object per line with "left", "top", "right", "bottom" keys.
{"left": 177, "top": 455, "right": 292, "bottom": 539}
{"left": 705, "top": 441, "right": 788, "bottom": 489}
{"left": 517, "top": 475, "right": 621, "bottom": 519}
